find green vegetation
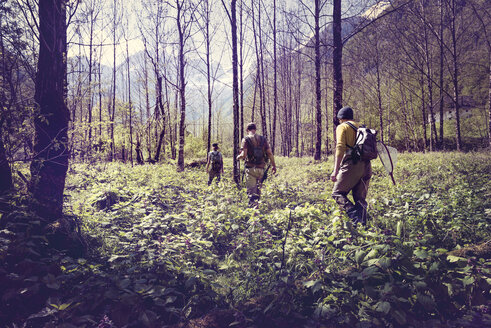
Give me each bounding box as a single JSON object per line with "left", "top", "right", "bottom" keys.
{"left": 1, "top": 152, "right": 490, "bottom": 327}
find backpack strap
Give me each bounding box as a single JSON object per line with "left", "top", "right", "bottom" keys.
{"left": 344, "top": 122, "right": 361, "bottom": 151}
{"left": 345, "top": 121, "right": 357, "bottom": 132}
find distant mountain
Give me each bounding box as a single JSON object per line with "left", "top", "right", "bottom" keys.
{"left": 66, "top": 2, "right": 384, "bottom": 126}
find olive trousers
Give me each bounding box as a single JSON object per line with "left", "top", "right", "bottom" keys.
{"left": 332, "top": 159, "right": 372, "bottom": 224}
{"left": 245, "top": 166, "right": 264, "bottom": 206}
{"left": 208, "top": 170, "right": 221, "bottom": 185}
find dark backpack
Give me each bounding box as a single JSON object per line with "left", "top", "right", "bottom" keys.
{"left": 345, "top": 122, "right": 378, "bottom": 162}
{"left": 209, "top": 151, "right": 222, "bottom": 171}
{"left": 245, "top": 135, "right": 267, "bottom": 165}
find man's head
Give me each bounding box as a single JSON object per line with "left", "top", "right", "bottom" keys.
{"left": 337, "top": 106, "right": 354, "bottom": 122}
{"left": 212, "top": 143, "right": 219, "bottom": 150}
{"left": 246, "top": 122, "right": 257, "bottom": 133}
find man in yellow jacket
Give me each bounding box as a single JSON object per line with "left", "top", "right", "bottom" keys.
{"left": 330, "top": 107, "right": 372, "bottom": 225}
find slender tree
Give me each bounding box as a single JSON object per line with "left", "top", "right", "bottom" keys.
{"left": 332, "top": 0, "right": 342, "bottom": 138}
{"left": 175, "top": 0, "right": 196, "bottom": 171}
{"left": 222, "top": 0, "right": 240, "bottom": 185}
{"left": 272, "top": 0, "right": 277, "bottom": 153}
{"left": 30, "top": 0, "right": 69, "bottom": 218}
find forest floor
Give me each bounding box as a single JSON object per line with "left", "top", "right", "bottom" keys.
{"left": 1, "top": 151, "right": 491, "bottom": 327}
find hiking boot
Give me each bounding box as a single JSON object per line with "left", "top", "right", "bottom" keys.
{"left": 347, "top": 202, "right": 371, "bottom": 226}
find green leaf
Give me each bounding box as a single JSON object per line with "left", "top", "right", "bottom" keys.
{"left": 362, "top": 266, "right": 378, "bottom": 278}
{"left": 396, "top": 221, "right": 403, "bottom": 237}
{"left": 303, "top": 280, "right": 319, "bottom": 288}
{"left": 355, "top": 250, "right": 367, "bottom": 265}
{"left": 366, "top": 249, "right": 378, "bottom": 259}
{"left": 375, "top": 301, "right": 391, "bottom": 314}
{"left": 447, "top": 255, "right": 466, "bottom": 263}
{"left": 462, "top": 276, "right": 475, "bottom": 286}
{"left": 414, "top": 249, "right": 428, "bottom": 259}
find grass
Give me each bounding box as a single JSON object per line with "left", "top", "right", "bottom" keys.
{"left": 1, "top": 151, "right": 490, "bottom": 327}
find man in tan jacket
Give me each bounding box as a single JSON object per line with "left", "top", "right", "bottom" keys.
{"left": 331, "top": 107, "right": 372, "bottom": 225}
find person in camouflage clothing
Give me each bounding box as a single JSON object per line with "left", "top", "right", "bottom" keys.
{"left": 206, "top": 143, "right": 223, "bottom": 185}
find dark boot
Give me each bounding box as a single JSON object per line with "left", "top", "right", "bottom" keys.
{"left": 348, "top": 202, "right": 371, "bottom": 226}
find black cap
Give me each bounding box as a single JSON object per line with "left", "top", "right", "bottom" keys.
{"left": 246, "top": 123, "right": 257, "bottom": 131}
{"left": 337, "top": 106, "right": 354, "bottom": 120}
{"left": 212, "top": 143, "right": 218, "bottom": 148}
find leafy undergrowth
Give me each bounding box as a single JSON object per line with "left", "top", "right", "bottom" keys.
{"left": 1, "top": 152, "right": 490, "bottom": 327}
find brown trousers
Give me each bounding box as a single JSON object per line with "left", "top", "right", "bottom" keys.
{"left": 332, "top": 159, "right": 372, "bottom": 213}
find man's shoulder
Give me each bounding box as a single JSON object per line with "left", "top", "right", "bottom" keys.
{"left": 338, "top": 121, "right": 359, "bottom": 130}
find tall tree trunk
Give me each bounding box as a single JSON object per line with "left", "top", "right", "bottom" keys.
{"left": 126, "top": 40, "right": 133, "bottom": 165}
{"left": 450, "top": 0, "right": 461, "bottom": 151}
{"left": 324, "top": 62, "right": 330, "bottom": 156}
{"left": 439, "top": 0, "right": 445, "bottom": 149}
{"left": 110, "top": 0, "right": 117, "bottom": 161}
{"left": 144, "top": 51, "right": 152, "bottom": 159}
{"left": 251, "top": 0, "right": 261, "bottom": 127}
{"left": 0, "top": 119, "right": 12, "bottom": 194}
{"left": 488, "top": 59, "right": 491, "bottom": 149}
{"left": 258, "top": 0, "right": 267, "bottom": 138}
{"left": 30, "top": 0, "right": 69, "bottom": 218}
{"left": 87, "top": 15, "right": 94, "bottom": 159}
{"left": 420, "top": 73, "right": 427, "bottom": 152}
{"left": 0, "top": 27, "right": 13, "bottom": 194}
{"left": 295, "top": 48, "right": 301, "bottom": 157}
{"left": 420, "top": 0, "right": 436, "bottom": 151}
{"left": 313, "top": 0, "right": 322, "bottom": 160}
{"left": 272, "top": 0, "right": 277, "bottom": 153}
{"left": 239, "top": 0, "right": 245, "bottom": 141}
{"left": 332, "top": 0, "right": 343, "bottom": 142}
{"left": 177, "top": 0, "right": 186, "bottom": 171}
{"left": 251, "top": 72, "right": 257, "bottom": 122}
{"left": 98, "top": 60, "right": 102, "bottom": 142}
{"left": 231, "top": 0, "right": 240, "bottom": 185}
{"left": 376, "top": 43, "right": 384, "bottom": 144}
{"left": 205, "top": 0, "right": 213, "bottom": 154}
{"left": 154, "top": 76, "right": 166, "bottom": 162}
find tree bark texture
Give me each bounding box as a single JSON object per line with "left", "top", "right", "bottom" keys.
{"left": 488, "top": 58, "right": 491, "bottom": 149}
{"left": 231, "top": 0, "right": 240, "bottom": 185}
{"left": 30, "top": 0, "right": 69, "bottom": 218}
{"left": 439, "top": 0, "right": 445, "bottom": 148}
{"left": 332, "top": 0, "right": 343, "bottom": 141}
{"left": 177, "top": 0, "right": 186, "bottom": 171}
{"left": 272, "top": 0, "right": 277, "bottom": 154}
{"left": 205, "top": 0, "right": 213, "bottom": 154}
{"left": 0, "top": 120, "right": 12, "bottom": 194}
{"left": 450, "top": 0, "right": 461, "bottom": 151}
{"left": 314, "top": 0, "right": 322, "bottom": 160}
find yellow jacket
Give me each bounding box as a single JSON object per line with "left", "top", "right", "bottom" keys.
{"left": 335, "top": 121, "right": 360, "bottom": 160}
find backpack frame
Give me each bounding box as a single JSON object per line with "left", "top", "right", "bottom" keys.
{"left": 345, "top": 122, "right": 378, "bottom": 162}
{"left": 245, "top": 135, "right": 267, "bottom": 165}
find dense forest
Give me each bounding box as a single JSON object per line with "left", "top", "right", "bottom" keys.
{"left": 0, "top": 0, "right": 490, "bottom": 327}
